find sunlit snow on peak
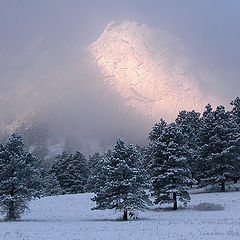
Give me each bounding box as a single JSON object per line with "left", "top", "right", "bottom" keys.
{"left": 90, "top": 21, "right": 212, "bottom": 121}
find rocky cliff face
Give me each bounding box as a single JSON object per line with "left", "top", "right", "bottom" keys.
{"left": 90, "top": 21, "right": 209, "bottom": 121}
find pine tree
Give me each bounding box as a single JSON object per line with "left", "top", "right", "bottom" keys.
{"left": 175, "top": 110, "right": 201, "bottom": 182}
{"left": 0, "top": 133, "right": 43, "bottom": 220}
{"left": 230, "top": 97, "right": 240, "bottom": 182}
{"left": 64, "top": 151, "right": 89, "bottom": 194}
{"left": 148, "top": 123, "right": 193, "bottom": 210}
{"left": 49, "top": 151, "right": 89, "bottom": 194}
{"left": 196, "top": 104, "right": 240, "bottom": 191}
{"left": 91, "top": 138, "right": 151, "bottom": 220}
{"left": 49, "top": 151, "right": 70, "bottom": 193}
{"left": 230, "top": 96, "right": 240, "bottom": 124}
{"left": 43, "top": 172, "right": 63, "bottom": 196}
{"left": 86, "top": 152, "right": 104, "bottom": 192}
{"left": 148, "top": 118, "right": 167, "bottom": 142}
{"left": 146, "top": 119, "right": 168, "bottom": 175}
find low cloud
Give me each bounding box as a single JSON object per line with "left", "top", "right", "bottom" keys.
{"left": 0, "top": 39, "right": 152, "bottom": 154}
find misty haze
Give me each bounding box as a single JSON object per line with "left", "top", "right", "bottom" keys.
{"left": 1, "top": 1, "right": 240, "bottom": 240}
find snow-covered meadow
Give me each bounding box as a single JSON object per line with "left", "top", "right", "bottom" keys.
{"left": 1, "top": 191, "right": 240, "bottom": 240}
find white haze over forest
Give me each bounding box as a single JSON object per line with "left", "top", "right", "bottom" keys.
{"left": 0, "top": 30, "right": 153, "bottom": 154}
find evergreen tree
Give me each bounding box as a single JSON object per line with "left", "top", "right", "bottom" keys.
{"left": 148, "top": 123, "right": 193, "bottom": 210}
{"left": 64, "top": 151, "right": 89, "bottom": 194}
{"left": 92, "top": 138, "right": 151, "bottom": 220}
{"left": 49, "top": 151, "right": 89, "bottom": 194}
{"left": 43, "top": 172, "right": 63, "bottom": 196}
{"left": 175, "top": 110, "right": 201, "bottom": 182}
{"left": 145, "top": 119, "right": 168, "bottom": 174}
{"left": 196, "top": 104, "right": 240, "bottom": 191}
{"left": 87, "top": 154, "right": 108, "bottom": 194}
{"left": 230, "top": 96, "right": 240, "bottom": 124}
{"left": 148, "top": 118, "right": 167, "bottom": 142}
{"left": 49, "top": 151, "right": 70, "bottom": 192}
{"left": 86, "top": 152, "right": 104, "bottom": 192}
{"left": 0, "top": 133, "right": 43, "bottom": 220}
{"left": 230, "top": 97, "right": 240, "bottom": 182}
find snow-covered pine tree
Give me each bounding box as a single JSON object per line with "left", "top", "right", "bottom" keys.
{"left": 88, "top": 152, "right": 102, "bottom": 171}
{"left": 49, "top": 151, "right": 70, "bottom": 193}
{"left": 0, "top": 133, "right": 43, "bottom": 220}
{"left": 44, "top": 172, "right": 63, "bottom": 196}
{"left": 148, "top": 118, "right": 167, "bottom": 142}
{"left": 86, "top": 152, "right": 104, "bottom": 192}
{"left": 145, "top": 119, "right": 168, "bottom": 174}
{"left": 230, "top": 96, "right": 240, "bottom": 124}
{"left": 175, "top": 110, "right": 201, "bottom": 182}
{"left": 49, "top": 151, "right": 89, "bottom": 194}
{"left": 148, "top": 122, "right": 193, "bottom": 210}
{"left": 196, "top": 104, "right": 240, "bottom": 191}
{"left": 88, "top": 154, "right": 108, "bottom": 194}
{"left": 91, "top": 138, "right": 151, "bottom": 220}
{"left": 193, "top": 104, "right": 214, "bottom": 184}
{"left": 64, "top": 151, "right": 89, "bottom": 194}
{"left": 230, "top": 97, "right": 240, "bottom": 182}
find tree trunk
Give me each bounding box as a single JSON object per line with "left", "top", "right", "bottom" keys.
{"left": 8, "top": 200, "right": 15, "bottom": 221}
{"left": 123, "top": 209, "right": 128, "bottom": 221}
{"left": 7, "top": 184, "right": 16, "bottom": 221}
{"left": 173, "top": 192, "right": 177, "bottom": 210}
{"left": 221, "top": 180, "right": 225, "bottom": 192}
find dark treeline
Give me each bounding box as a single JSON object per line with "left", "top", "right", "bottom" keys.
{"left": 1, "top": 97, "right": 240, "bottom": 221}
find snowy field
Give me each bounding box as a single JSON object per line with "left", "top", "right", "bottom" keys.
{"left": 1, "top": 191, "right": 240, "bottom": 240}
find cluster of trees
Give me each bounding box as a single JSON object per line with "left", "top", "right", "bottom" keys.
{"left": 145, "top": 99, "right": 240, "bottom": 210}
{"left": 0, "top": 133, "right": 91, "bottom": 220}
{"left": 1, "top": 97, "right": 240, "bottom": 221}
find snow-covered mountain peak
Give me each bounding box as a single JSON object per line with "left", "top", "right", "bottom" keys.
{"left": 90, "top": 21, "right": 211, "bottom": 121}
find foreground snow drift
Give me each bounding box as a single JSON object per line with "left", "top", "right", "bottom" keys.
{"left": 1, "top": 192, "right": 240, "bottom": 240}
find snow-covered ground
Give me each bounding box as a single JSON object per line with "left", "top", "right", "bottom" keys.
{"left": 1, "top": 191, "right": 240, "bottom": 240}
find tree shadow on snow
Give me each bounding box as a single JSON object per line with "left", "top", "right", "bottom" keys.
{"left": 1, "top": 217, "right": 143, "bottom": 223}
{"left": 85, "top": 217, "right": 143, "bottom": 222}
{"left": 192, "top": 202, "right": 225, "bottom": 211}
{"left": 148, "top": 206, "right": 190, "bottom": 212}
